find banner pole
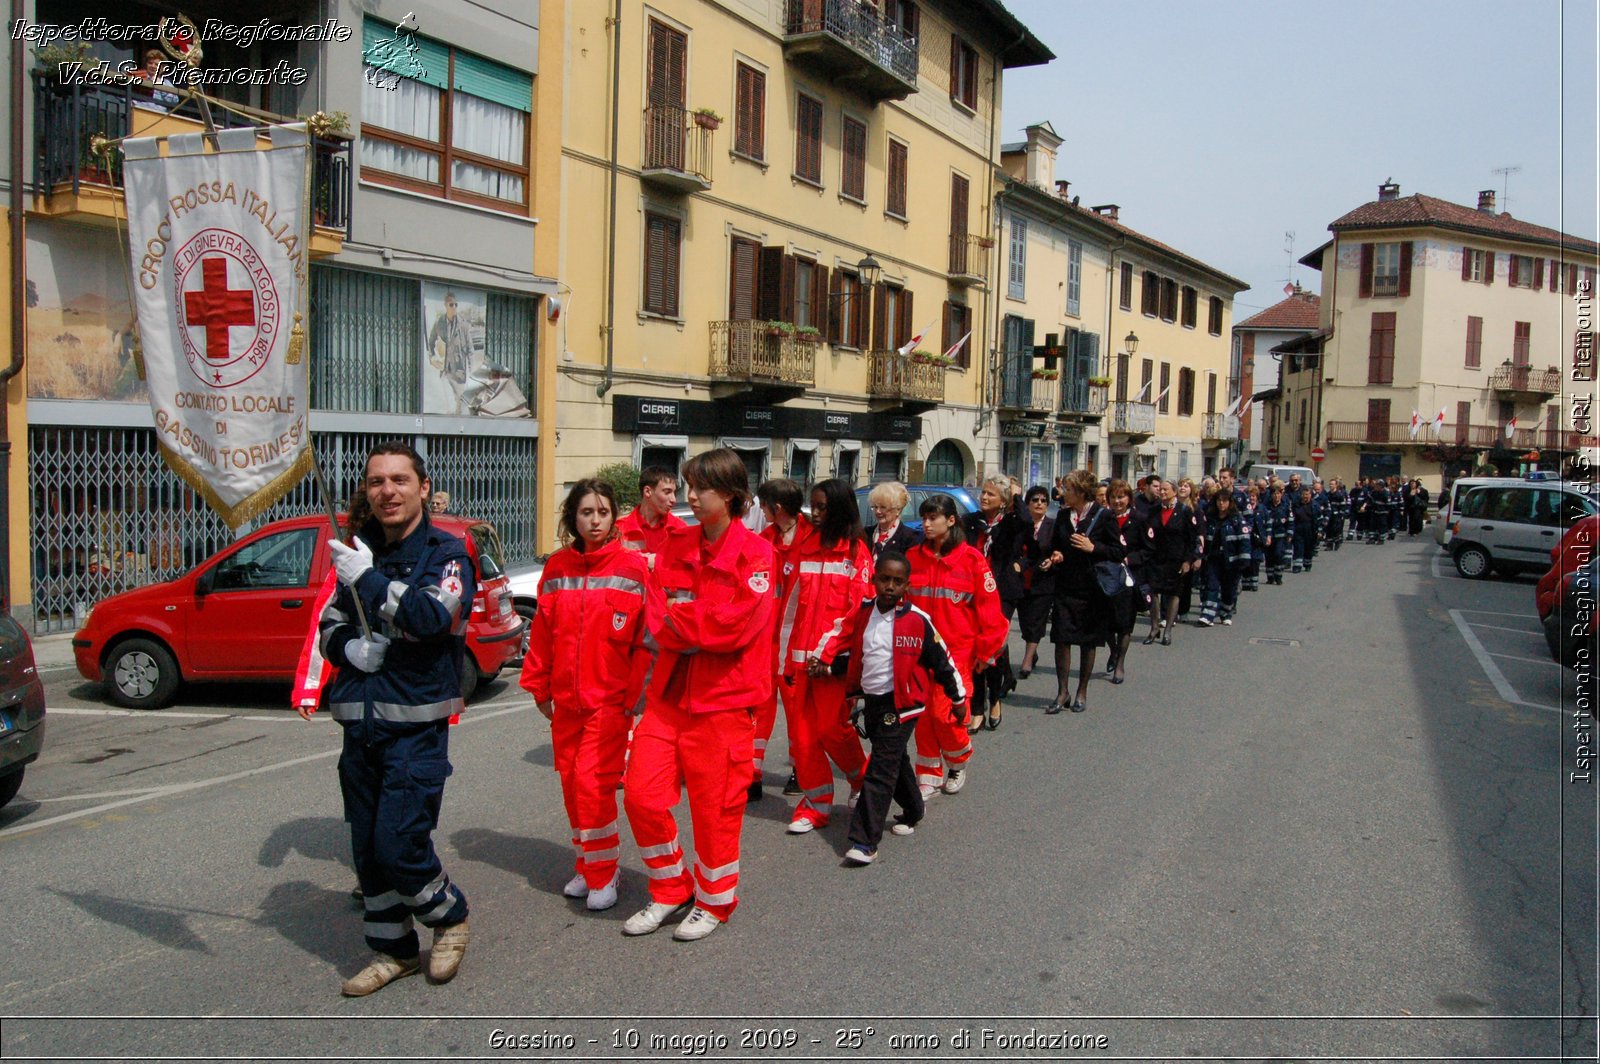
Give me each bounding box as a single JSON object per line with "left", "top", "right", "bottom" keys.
{"left": 312, "top": 448, "right": 374, "bottom": 639}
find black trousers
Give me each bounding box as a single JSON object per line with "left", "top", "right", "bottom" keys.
{"left": 846, "top": 695, "right": 924, "bottom": 850}
{"left": 971, "top": 599, "right": 1016, "bottom": 715}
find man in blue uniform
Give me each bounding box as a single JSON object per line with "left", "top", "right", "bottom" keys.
{"left": 320, "top": 441, "right": 474, "bottom": 997}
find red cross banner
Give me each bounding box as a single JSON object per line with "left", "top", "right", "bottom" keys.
{"left": 122, "top": 125, "right": 312, "bottom": 528}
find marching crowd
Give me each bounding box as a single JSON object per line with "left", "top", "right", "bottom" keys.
{"left": 310, "top": 440, "right": 1416, "bottom": 997}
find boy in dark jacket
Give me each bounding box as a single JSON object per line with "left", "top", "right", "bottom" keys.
{"left": 814, "top": 550, "right": 967, "bottom": 866}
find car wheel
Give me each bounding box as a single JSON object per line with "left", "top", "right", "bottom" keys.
{"left": 0, "top": 768, "right": 22, "bottom": 809}
{"left": 105, "top": 637, "right": 181, "bottom": 709}
{"left": 513, "top": 601, "right": 534, "bottom": 660}
{"left": 460, "top": 664, "right": 480, "bottom": 705}
{"left": 1455, "top": 544, "right": 1492, "bottom": 580}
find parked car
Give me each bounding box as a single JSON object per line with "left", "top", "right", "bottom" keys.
{"left": 1541, "top": 556, "right": 1596, "bottom": 688}
{"left": 1535, "top": 515, "right": 1599, "bottom": 620}
{"left": 854, "top": 484, "right": 981, "bottom": 533}
{"left": 1244, "top": 463, "right": 1316, "bottom": 488}
{"left": 1433, "top": 476, "right": 1526, "bottom": 547}
{"left": 0, "top": 597, "right": 46, "bottom": 809}
{"left": 1449, "top": 480, "right": 1598, "bottom": 579}
{"left": 72, "top": 514, "right": 525, "bottom": 710}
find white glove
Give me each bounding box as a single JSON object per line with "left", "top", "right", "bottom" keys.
{"left": 329, "top": 536, "right": 374, "bottom": 587}
{"left": 344, "top": 633, "right": 390, "bottom": 673}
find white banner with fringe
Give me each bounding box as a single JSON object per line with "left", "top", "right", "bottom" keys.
{"left": 123, "top": 124, "right": 311, "bottom": 528}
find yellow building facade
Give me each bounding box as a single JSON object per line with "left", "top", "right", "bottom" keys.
{"left": 552, "top": 0, "right": 1049, "bottom": 536}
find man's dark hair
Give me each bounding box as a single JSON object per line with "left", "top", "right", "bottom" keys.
{"left": 639, "top": 466, "right": 676, "bottom": 492}
{"left": 757, "top": 478, "right": 804, "bottom": 516}
{"left": 681, "top": 448, "right": 752, "bottom": 518}
{"left": 365, "top": 440, "right": 428, "bottom": 484}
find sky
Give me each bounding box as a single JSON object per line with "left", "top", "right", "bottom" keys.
{"left": 998, "top": 0, "right": 1599, "bottom": 318}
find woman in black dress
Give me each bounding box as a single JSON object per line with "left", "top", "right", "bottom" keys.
{"left": 1044, "top": 469, "right": 1125, "bottom": 714}
{"left": 1141, "top": 477, "right": 1201, "bottom": 646}
{"left": 962, "top": 475, "right": 1022, "bottom": 731}
{"left": 1102, "top": 479, "right": 1146, "bottom": 685}
{"left": 1013, "top": 485, "right": 1056, "bottom": 682}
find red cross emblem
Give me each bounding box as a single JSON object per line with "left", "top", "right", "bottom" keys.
{"left": 183, "top": 258, "right": 256, "bottom": 365}
{"left": 173, "top": 228, "right": 279, "bottom": 389}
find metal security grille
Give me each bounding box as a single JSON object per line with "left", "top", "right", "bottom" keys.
{"left": 27, "top": 427, "right": 536, "bottom": 633}
{"left": 310, "top": 267, "right": 421, "bottom": 412}
{"left": 485, "top": 291, "right": 536, "bottom": 405}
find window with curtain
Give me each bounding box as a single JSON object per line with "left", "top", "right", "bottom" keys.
{"left": 1066, "top": 240, "right": 1082, "bottom": 316}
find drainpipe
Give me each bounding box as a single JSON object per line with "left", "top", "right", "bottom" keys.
{"left": 3, "top": 0, "right": 29, "bottom": 610}
{"left": 596, "top": 0, "right": 622, "bottom": 399}
{"left": 976, "top": 29, "right": 1024, "bottom": 447}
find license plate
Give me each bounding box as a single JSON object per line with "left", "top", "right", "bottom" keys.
{"left": 0, "top": 715, "right": 10, "bottom": 734}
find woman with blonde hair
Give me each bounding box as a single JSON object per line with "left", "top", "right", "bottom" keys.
{"left": 866, "top": 480, "right": 920, "bottom": 559}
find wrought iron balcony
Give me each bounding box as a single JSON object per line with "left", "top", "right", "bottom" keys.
{"left": 1061, "top": 381, "right": 1109, "bottom": 418}
{"left": 868, "top": 349, "right": 944, "bottom": 409}
{"left": 1202, "top": 413, "right": 1241, "bottom": 442}
{"left": 708, "top": 320, "right": 816, "bottom": 399}
{"left": 1108, "top": 401, "right": 1157, "bottom": 438}
{"left": 947, "top": 233, "right": 990, "bottom": 287}
{"left": 1509, "top": 427, "right": 1600, "bottom": 451}
{"left": 1326, "top": 421, "right": 1503, "bottom": 447}
{"left": 32, "top": 76, "right": 351, "bottom": 242}
{"left": 641, "top": 104, "right": 714, "bottom": 193}
{"left": 783, "top": 0, "right": 920, "bottom": 103}
{"left": 1488, "top": 363, "right": 1560, "bottom": 399}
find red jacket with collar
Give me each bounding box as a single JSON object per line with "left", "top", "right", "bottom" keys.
{"left": 616, "top": 508, "right": 687, "bottom": 570}
{"left": 904, "top": 540, "right": 1007, "bottom": 667}
{"left": 520, "top": 539, "right": 659, "bottom": 711}
{"left": 818, "top": 599, "right": 967, "bottom": 719}
{"left": 649, "top": 520, "right": 777, "bottom": 713}
{"left": 778, "top": 531, "right": 873, "bottom": 678}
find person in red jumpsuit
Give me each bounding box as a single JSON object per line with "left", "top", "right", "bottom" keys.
{"left": 621, "top": 449, "right": 777, "bottom": 942}
{"left": 904, "top": 493, "right": 1006, "bottom": 798}
{"left": 785, "top": 478, "right": 872, "bottom": 834}
{"left": 753, "top": 478, "right": 809, "bottom": 802}
{"left": 615, "top": 466, "right": 686, "bottom": 570}
{"left": 521, "top": 478, "right": 659, "bottom": 914}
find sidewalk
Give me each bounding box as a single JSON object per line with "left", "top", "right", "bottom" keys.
{"left": 29, "top": 631, "right": 81, "bottom": 671}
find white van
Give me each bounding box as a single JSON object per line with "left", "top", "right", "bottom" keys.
{"left": 1433, "top": 476, "right": 1522, "bottom": 547}
{"left": 1244, "top": 463, "right": 1315, "bottom": 488}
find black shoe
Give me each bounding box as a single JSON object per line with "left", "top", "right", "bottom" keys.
{"left": 747, "top": 779, "right": 763, "bottom": 803}
{"left": 1142, "top": 633, "right": 1158, "bottom": 645}
{"left": 1109, "top": 674, "right": 1125, "bottom": 685}
{"left": 1161, "top": 634, "right": 1172, "bottom": 646}
{"left": 1018, "top": 667, "right": 1032, "bottom": 680}
{"left": 1046, "top": 699, "right": 1067, "bottom": 715}
{"left": 1069, "top": 699, "right": 1086, "bottom": 713}
{"left": 985, "top": 706, "right": 1001, "bottom": 730}
{"left": 782, "top": 772, "right": 801, "bottom": 796}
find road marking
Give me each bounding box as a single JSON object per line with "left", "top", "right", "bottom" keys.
{"left": 1447, "top": 609, "right": 1562, "bottom": 716}
{"left": 0, "top": 697, "right": 531, "bottom": 841}
{"left": 1487, "top": 652, "right": 1565, "bottom": 667}
{"left": 45, "top": 707, "right": 242, "bottom": 720}
{"left": 1468, "top": 623, "right": 1545, "bottom": 636}
{"left": 1458, "top": 609, "right": 1540, "bottom": 619}
{"left": 1431, "top": 552, "right": 1447, "bottom": 579}
{"left": 33, "top": 787, "right": 166, "bottom": 803}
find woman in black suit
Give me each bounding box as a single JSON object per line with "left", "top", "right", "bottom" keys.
{"left": 1013, "top": 485, "right": 1056, "bottom": 681}
{"left": 1102, "top": 479, "right": 1147, "bottom": 685}
{"left": 962, "top": 476, "right": 1023, "bottom": 731}
{"left": 1141, "top": 477, "right": 1201, "bottom": 646}
{"left": 865, "top": 481, "right": 922, "bottom": 559}
{"left": 1044, "top": 469, "right": 1125, "bottom": 714}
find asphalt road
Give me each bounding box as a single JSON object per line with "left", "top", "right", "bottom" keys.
{"left": 1, "top": 536, "right": 1594, "bottom": 1062}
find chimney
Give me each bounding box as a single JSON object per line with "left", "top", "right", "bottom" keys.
{"left": 1023, "top": 121, "right": 1062, "bottom": 189}
{"left": 1477, "top": 189, "right": 1496, "bottom": 213}
{"left": 1092, "top": 204, "right": 1120, "bottom": 221}
{"left": 1055, "top": 179, "right": 1070, "bottom": 200}
{"left": 1378, "top": 179, "right": 1400, "bottom": 202}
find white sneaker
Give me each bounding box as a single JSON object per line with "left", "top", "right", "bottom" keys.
{"left": 890, "top": 821, "right": 916, "bottom": 836}
{"left": 586, "top": 870, "right": 619, "bottom": 912}
{"left": 844, "top": 845, "right": 877, "bottom": 865}
{"left": 942, "top": 768, "right": 967, "bottom": 795}
{"left": 671, "top": 906, "right": 723, "bottom": 941}
{"left": 1196, "top": 617, "right": 1213, "bottom": 628}
{"left": 1221, "top": 618, "right": 1233, "bottom": 626}
{"left": 622, "top": 900, "right": 691, "bottom": 936}
{"left": 918, "top": 783, "right": 939, "bottom": 800}
{"left": 786, "top": 817, "right": 816, "bottom": 835}
{"left": 561, "top": 873, "right": 588, "bottom": 899}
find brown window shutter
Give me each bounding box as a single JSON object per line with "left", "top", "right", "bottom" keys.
{"left": 729, "top": 237, "right": 759, "bottom": 321}
{"left": 812, "top": 263, "right": 829, "bottom": 337}
{"left": 1483, "top": 251, "right": 1494, "bottom": 286}
{"left": 644, "top": 214, "right": 666, "bottom": 314}
{"left": 1462, "top": 247, "right": 1473, "bottom": 281}
{"left": 779, "top": 254, "right": 797, "bottom": 322}
{"left": 664, "top": 218, "right": 681, "bottom": 316}
{"left": 1551, "top": 259, "right": 1562, "bottom": 295}
{"left": 1158, "top": 362, "right": 1171, "bottom": 414}
{"left": 1206, "top": 372, "right": 1216, "bottom": 414}
{"left": 826, "top": 271, "right": 843, "bottom": 344}
{"left": 854, "top": 277, "right": 869, "bottom": 347}
{"left": 1358, "top": 243, "right": 1374, "bottom": 298}
{"left": 950, "top": 174, "right": 968, "bottom": 238}
{"left": 1456, "top": 400, "right": 1471, "bottom": 443}
{"left": 758, "top": 245, "right": 786, "bottom": 321}
{"left": 1397, "top": 241, "right": 1413, "bottom": 296}
{"left": 948, "top": 33, "right": 959, "bottom": 98}
{"left": 1533, "top": 257, "right": 1544, "bottom": 290}
{"left": 735, "top": 64, "right": 764, "bottom": 158}
{"left": 871, "top": 283, "right": 887, "bottom": 350}
{"left": 898, "top": 287, "right": 913, "bottom": 349}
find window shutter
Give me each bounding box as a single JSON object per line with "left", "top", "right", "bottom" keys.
{"left": 1483, "top": 251, "right": 1494, "bottom": 286}
{"left": 950, "top": 173, "right": 968, "bottom": 238}
{"left": 1158, "top": 362, "right": 1171, "bottom": 414}
{"left": 647, "top": 21, "right": 687, "bottom": 108}
{"left": 941, "top": 299, "right": 953, "bottom": 354}
{"left": 1358, "top": 243, "right": 1374, "bottom": 298}
{"left": 758, "top": 245, "right": 786, "bottom": 321}
{"left": 1533, "top": 257, "right": 1544, "bottom": 290}
{"left": 871, "top": 283, "right": 887, "bottom": 350}
{"left": 812, "top": 263, "right": 829, "bottom": 336}
{"left": 729, "top": 237, "right": 759, "bottom": 321}
{"left": 854, "top": 276, "right": 869, "bottom": 347}
{"left": 1206, "top": 373, "right": 1216, "bottom": 414}
{"left": 780, "top": 255, "right": 797, "bottom": 322}
{"left": 1551, "top": 259, "right": 1562, "bottom": 295}
{"left": 735, "top": 64, "right": 764, "bottom": 158}
{"left": 898, "top": 287, "right": 913, "bottom": 349}
{"left": 1397, "top": 241, "right": 1413, "bottom": 296}
{"left": 1462, "top": 247, "right": 1473, "bottom": 281}
{"left": 948, "top": 33, "right": 959, "bottom": 98}
{"left": 1456, "top": 400, "right": 1471, "bottom": 444}
{"left": 826, "top": 271, "right": 843, "bottom": 344}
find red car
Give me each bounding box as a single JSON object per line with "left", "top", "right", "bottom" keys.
{"left": 1536, "top": 514, "right": 1600, "bottom": 621}
{"left": 72, "top": 514, "right": 525, "bottom": 710}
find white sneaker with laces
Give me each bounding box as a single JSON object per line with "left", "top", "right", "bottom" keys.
{"left": 622, "top": 900, "right": 691, "bottom": 936}
{"left": 846, "top": 788, "right": 861, "bottom": 809}
{"left": 918, "top": 783, "right": 939, "bottom": 800}
{"left": 1222, "top": 618, "right": 1233, "bottom": 626}
{"left": 562, "top": 873, "right": 588, "bottom": 899}
{"left": 786, "top": 817, "right": 816, "bottom": 835}
{"left": 1196, "top": 617, "right": 1213, "bottom": 627}
{"left": 844, "top": 845, "right": 877, "bottom": 865}
{"left": 942, "top": 768, "right": 967, "bottom": 795}
{"left": 672, "top": 906, "right": 723, "bottom": 942}
{"left": 586, "top": 871, "right": 620, "bottom": 911}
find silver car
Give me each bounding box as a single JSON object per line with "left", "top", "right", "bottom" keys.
{"left": 1450, "top": 481, "right": 1598, "bottom": 579}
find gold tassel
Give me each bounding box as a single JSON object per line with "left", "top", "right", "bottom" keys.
{"left": 285, "top": 312, "right": 304, "bottom": 365}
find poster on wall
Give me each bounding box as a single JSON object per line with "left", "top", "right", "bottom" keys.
{"left": 421, "top": 282, "right": 530, "bottom": 417}
{"left": 25, "top": 222, "right": 148, "bottom": 403}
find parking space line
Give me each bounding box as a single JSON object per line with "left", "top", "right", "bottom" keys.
{"left": 1458, "top": 609, "right": 1540, "bottom": 619}
{"left": 1447, "top": 609, "right": 1562, "bottom": 716}
{"left": 1487, "top": 652, "right": 1565, "bottom": 667}
{"left": 1468, "top": 623, "right": 1545, "bottom": 636}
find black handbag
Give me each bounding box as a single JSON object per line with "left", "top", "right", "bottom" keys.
{"left": 1080, "top": 509, "right": 1132, "bottom": 598}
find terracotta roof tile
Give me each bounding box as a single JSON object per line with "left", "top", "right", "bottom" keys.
{"left": 1237, "top": 291, "right": 1321, "bottom": 331}
{"left": 1330, "top": 193, "right": 1600, "bottom": 254}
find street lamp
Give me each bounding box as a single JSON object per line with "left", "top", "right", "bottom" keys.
{"left": 856, "top": 253, "right": 882, "bottom": 288}
{"left": 1124, "top": 331, "right": 1139, "bottom": 356}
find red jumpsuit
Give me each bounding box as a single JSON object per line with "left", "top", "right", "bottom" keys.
{"left": 905, "top": 541, "right": 1007, "bottom": 790}
{"left": 615, "top": 507, "right": 687, "bottom": 570}
{"left": 520, "top": 540, "right": 659, "bottom": 890}
{"left": 753, "top": 521, "right": 811, "bottom": 779}
{"left": 624, "top": 521, "right": 776, "bottom": 921}
{"left": 780, "top": 532, "right": 871, "bottom": 827}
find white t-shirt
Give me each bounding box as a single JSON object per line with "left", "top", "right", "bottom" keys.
{"left": 860, "top": 604, "right": 896, "bottom": 696}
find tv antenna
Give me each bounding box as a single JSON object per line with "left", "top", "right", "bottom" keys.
{"left": 1282, "top": 230, "right": 1296, "bottom": 292}
{"left": 1492, "top": 164, "right": 1521, "bottom": 213}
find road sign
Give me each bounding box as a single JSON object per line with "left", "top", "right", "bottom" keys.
{"left": 1310, "top": 447, "right": 1326, "bottom": 462}
{"left": 1265, "top": 448, "right": 1279, "bottom": 461}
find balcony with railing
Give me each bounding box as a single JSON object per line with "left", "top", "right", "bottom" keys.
{"left": 868, "top": 349, "right": 944, "bottom": 409}
{"left": 1326, "top": 422, "right": 1504, "bottom": 447}
{"left": 947, "top": 233, "right": 990, "bottom": 287}
{"left": 1510, "top": 427, "right": 1600, "bottom": 451}
{"left": 1488, "top": 363, "right": 1560, "bottom": 400}
{"left": 783, "top": 0, "right": 920, "bottom": 103}
{"left": 641, "top": 104, "right": 714, "bottom": 193}
{"left": 1202, "top": 413, "right": 1241, "bottom": 443}
{"left": 708, "top": 320, "right": 816, "bottom": 400}
{"left": 1108, "top": 401, "right": 1157, "bottom": 438}
{"left": 31, "top": 76, "right": 350, "bottom": 255}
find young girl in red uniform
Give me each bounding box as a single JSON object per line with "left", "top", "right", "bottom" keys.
{"left": 785, "top": 478, "right": 872, "bottom": 834}
{"left": 904, "top": 494, "right": 1007, "bottom": 798}
{"left": 520, "top": 479, "right": 658, "bottom": 913}
{"left": 622, "top": 449, "right": 777, "bottom": 942}
{"left": 753, "top": 478, "right": 809, "bottom": 802}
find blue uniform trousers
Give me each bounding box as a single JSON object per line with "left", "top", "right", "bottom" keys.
{"left": 339, "top": 717, "right": 469, "bottom": 959}
{"left": 1199, "top": 560, "right": 1241, "bottom": 624}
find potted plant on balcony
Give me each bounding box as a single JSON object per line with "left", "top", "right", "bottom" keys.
{"left": 763, "top": 319, "right": 794, "bottom": 338}
{"left": 1086, "top": 375, "right": 1111, "bottom": 387}
{"left": 1031, "top": 368, "right": 1060, "bottom": 380}
{"left": 975, "top": 235, "right": 996, "bottom": 250}
{"left": 693, "top": 108, "right": 722, "bottom": 131}
{"left": 794, "top": 325, "right": 822, "bottom": 344}
{"left": 33, "top": 41, "right": 95, "bottom": 80}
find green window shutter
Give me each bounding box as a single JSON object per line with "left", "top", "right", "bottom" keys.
{"left": 363, "top": 17, "right": 450, "bottom": 91}
{"left": 453, "top": 49, "right": 533, "bottom": 112}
